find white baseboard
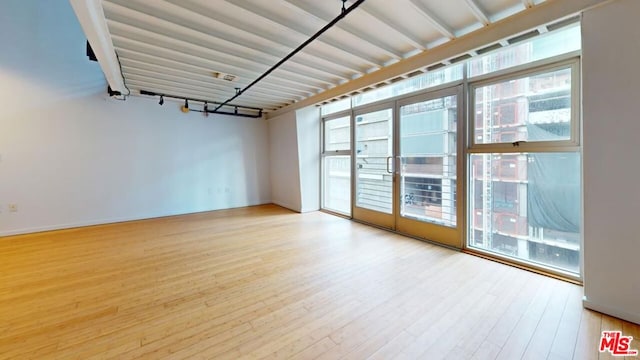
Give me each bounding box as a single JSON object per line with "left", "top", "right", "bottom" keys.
{"left": 583, "top": 296, "right": 640, "bottom": 325}
{"left": 0, "top": 201, "right": 271, "bottom": 237}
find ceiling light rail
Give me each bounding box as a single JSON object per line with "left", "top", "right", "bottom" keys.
{"left": 140, "top": 90, "right": 263, "bottom": 118}
{"left": 212, "top": 0, "right": 366, "bottom": 113}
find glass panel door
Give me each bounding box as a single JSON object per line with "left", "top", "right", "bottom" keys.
{"left": 352, "top": 104, "right": 395, "bottom": 229}
{"left": 395, "top": 87, "right": 463, "bottom": 248}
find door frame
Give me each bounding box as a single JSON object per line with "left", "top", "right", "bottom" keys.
{"left": 351, "top": 101, "right": 396, "bottom": 229}
{"left": 350, "top": 85, "right": 465, "bottom": 248}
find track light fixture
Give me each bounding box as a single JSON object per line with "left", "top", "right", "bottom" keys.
{"left": 139, "top": 89, "right": 262, "bottom": 118}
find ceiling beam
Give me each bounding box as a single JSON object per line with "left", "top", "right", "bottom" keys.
{"left": 114, "top": 47, "right": 324, "bottom": 94}
{"left": 522, "top": 0, "right": 535, "bottom": 9}
{"left": 69, "top": 0, "right": 127, "bottom": 94}
{"left": 463, "top": 0, "right": 491, "bottom": 26}
{"left": 105, "top": 0, "right": 378, "bottom": 73}
{"left": 111, "top": 35, "right": 336, "bottom": 88}
{"left": 120, "top": 61, "right": 249, "bottom": 89}
{"left": 122, "top": 67, "right": 304, "bottom": 102}
{"left": 407, "top": 0, "right": 455, "bottom": 39}
{"left": 267, "top": 0, "right": 607, "bottom": 118}
{"left": 224, "top": 0, "right": 371, "bottom": 76}
{"left": 122, "top": 58, "right": 315, "bottom": 98}
{"left": 225, "top": 0, "right": 368, "bottom": 76}
{"left": 120, "top": 59, "right": 314, "bottom": 98}
{"left": 126, "top": 76, "right": 232, "bottom": 99}
{"left": 105, "top": 17, "right": 351, "bottom": 82}
{"left": 347, "top": 1, "right": 426, "bottom": 50}
{"left": 164, "top": 0, "right": 383, "bottom": 67}
{"left": 280, "top": 0, "right": 403, "bottom": 60}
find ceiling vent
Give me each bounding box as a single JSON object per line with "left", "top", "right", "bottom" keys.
{"left": 212, "top": 71, "right": 237, "bottom": 82}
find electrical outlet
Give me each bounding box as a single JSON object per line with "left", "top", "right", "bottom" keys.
{"left": 8, "top": 204, "right": 17, "bottom": 212}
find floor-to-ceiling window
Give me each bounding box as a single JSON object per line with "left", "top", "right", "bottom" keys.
{"left": 468, "top": 60, "right": 581, "bottom": 275}
{"left": 319, "top": 21, "right": 582, "bottom": 279}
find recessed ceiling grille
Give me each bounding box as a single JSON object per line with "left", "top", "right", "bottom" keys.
{"left": 213, "top": 72, "right": 237, "bottom": 82}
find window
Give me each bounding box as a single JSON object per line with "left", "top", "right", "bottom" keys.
{"left": 321, "top": 98, "right": 351, "bottom": 116}
{"left": 322, "top": 114, "right": 351, "bottom": 215}
{"left": 469, "top": 153, "right": 581, "bottom": 273}
{"left": 322, "top": 156, "right": 351, "bottom": 215}
{"left": 352, "top": 64, "right": 463, "bottom": 107}
{"left": 473, "top": 66, "right": 575, "bottom": 145}
{"left": 468, "top": 23, "right": 580, "bottom": 78}
{"left": 324, "top": 116, "right": 350, "bottom": 152}
{"left": 317, "top": 22, "right": 582, "bottom": 279}
{"left": 468, "top": 59, "right": 581, "bottom": 276}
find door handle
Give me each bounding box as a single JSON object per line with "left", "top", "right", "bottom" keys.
{"left": 386, "top": 156, "right": 393, "bottom": 174}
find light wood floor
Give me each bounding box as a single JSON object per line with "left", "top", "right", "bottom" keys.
{"left": 0, "top": 205, "right": 637, "bottom": 359}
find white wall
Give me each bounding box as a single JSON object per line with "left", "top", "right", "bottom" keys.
{"left": 296, "top": 106, "right": 320, "bottom": 213}
{"left": 0, "top": 0, "right": 271, "bottom": 236}
{"left": 582, "top": 0, "right": 640, "bottom": 324}
{"left": 267, "top": 105, "right": 321, "bottom": 213}
{"left": 267, "top": 111, "right": 302, "bottom": 211}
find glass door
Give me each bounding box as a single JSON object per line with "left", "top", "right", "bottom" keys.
{"left": 350, "top": 88, "right": 462, "bottom": 248}
{"left": 395, "top": 87, "right": 463, "bottom": 248}
{"left": 352, "top": 103, "right": 395, "bottom": 229}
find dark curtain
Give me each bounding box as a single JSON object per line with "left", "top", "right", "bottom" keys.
{"left": 527, "top": 124, "right": 580, "bottom": 232}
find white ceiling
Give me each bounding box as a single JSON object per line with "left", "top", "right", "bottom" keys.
{"left": 75, "top": 0, "right": 561, "bottom": 115}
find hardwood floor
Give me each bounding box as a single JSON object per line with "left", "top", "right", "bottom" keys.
{"left": 0, "top": 204, "right": 637, "bottom": 359}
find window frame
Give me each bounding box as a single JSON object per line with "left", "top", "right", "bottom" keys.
{"left": 317, "top": 25, "right": 584, "bottom": 281}
{"left": 468, "top": 56, "right": 581, "bottom": 153}
{"left": 321, "top": 110, "right": 353, "bottom": 216}
{"left": 321, "top": 110, "right": 352, "bottom": 156}
{"left": 466, "top": 55, "right": 583, "bottom": 280}
{"left": 352, "top": 63, "right": 465, "bottom": 109}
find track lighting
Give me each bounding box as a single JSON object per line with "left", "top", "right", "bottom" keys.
{"left": 139, "top": 89, "right": 262, "bottom": 118}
